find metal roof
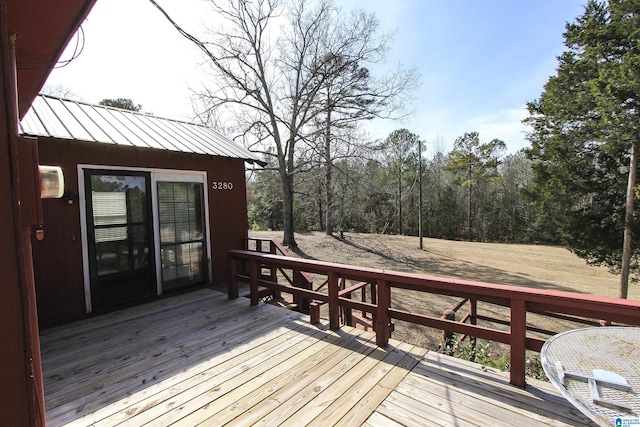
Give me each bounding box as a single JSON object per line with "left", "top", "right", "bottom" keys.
{"left": 19, "top": 95, "right": 265, "bottom": 165}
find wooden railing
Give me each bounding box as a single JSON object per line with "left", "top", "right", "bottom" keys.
{"left": 442, "top": 296, "right": 608, "bottom": 353}
{"left": 236, "top": 238, "right": 314, "bottom": 308}
{"left": 227, "top": 249, "right": 640, "bottom": 387}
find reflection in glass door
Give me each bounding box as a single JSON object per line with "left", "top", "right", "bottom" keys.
{"left": 85, "top": 171, "right": 155, "bottom": 310}
{"left": 158, "top": 182, "right": 206, "bottom": 291}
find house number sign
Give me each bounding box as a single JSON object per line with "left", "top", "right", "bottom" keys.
{"left": 212, "top": 181, "right": 234, "bottom": 190}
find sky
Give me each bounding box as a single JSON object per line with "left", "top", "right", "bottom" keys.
{"left": 44, "top": 0, "right": 588, "bottom": 156}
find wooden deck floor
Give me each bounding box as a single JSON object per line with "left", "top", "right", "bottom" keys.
{"left": 40, "top": 288, "right": 594, "bottom": 426}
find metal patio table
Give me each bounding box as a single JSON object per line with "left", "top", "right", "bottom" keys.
{"left": 541, "top": 327, "right": 640, "bottom": 427}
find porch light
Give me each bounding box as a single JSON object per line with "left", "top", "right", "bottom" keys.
{"left": 39, "top": 165, "right": 64, "bottom": 199}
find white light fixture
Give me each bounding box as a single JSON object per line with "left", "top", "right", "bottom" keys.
{"left": 39, "top": 165, "right": 64, "bottom": 199}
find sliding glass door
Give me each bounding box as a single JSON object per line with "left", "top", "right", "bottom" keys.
{"left": 157, "top": 182, "right": 206, "bottom": 291}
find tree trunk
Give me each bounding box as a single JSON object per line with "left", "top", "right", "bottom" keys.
{"left": 468, "top": 163, "right": 473, "bottom": 242}
{"left": 281, "top": 172, "right": 296, "bottom": 248}
{"left": 282, "top": 140, "right": 297, "bottom": 248}
{"left": 620, "top": 141, "right": 637, "bottom": 299}
{"left": 318, "top": 183, "right": 324, "bottom": 232}
{"left": 325, "top": 105, "right": 333, "bottom": 235}
{"left": 398, "top": 169, "right": 403, "bottom": 235}
{"left": 419, "top": 141, "right": 423, "bottom": 249}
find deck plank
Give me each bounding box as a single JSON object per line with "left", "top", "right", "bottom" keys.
{"left": 416, "top": 353, "right": 594, "bottom": 425}
{"left": 367, "top": 352, "right": 597, "bottom": 427}
{"left": 47, "top": 305, "right": 304, "bottom": 424}
{"left": 230, "top": 332, "right": 388, "bottom": 426}
{"left": 362, "top": 411, "right": 405, "bottom": 427}
{"left": 393, "top": 376, "right": 536, "bottom": 427}
{"left": 376, "top": 393, "right": 476, "bottom": 427}
{"left": 45, "top": 298, "right": 257, "bottom": 396}
{"left": 41, "top": 289, "right": 226, "bottom": 351}
{"left": 178, "top": 328, "right": 374, "bottom": 426}
{"left": 104, "top": 324, "right": 335, "bottom": 426}
{"left": 299, "top": 341, "right": 418, "bottom": 427}
{"left": 40, "top": 288, "right": 597, "bottom": 427}
{"left": 60, "top": 320, "right": 313, "bottom": 426}
{"left": 335, "top": 345, "right": 428, "bottom": 426}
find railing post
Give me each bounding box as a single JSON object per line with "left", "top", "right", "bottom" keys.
{"left": 228, "top": 255, "right": 239, "bottom": 299}
{"left": 328, "top": 271, "right": 340, "bottom": 330}
{"left": 293, "top": 270, "right": 309, "bottom": 311}
{"left": 510, "top": 298, "right": 527, "bottom": 387}
{"left": 249, "top": 259, "right": 259, "bottom": 306}
{"left": 469, "top": 299, "right": 477, "bottom": 325}
{"left": 469, "top": 299, "right": 477, "bottom": 357}
{"left": 441, "top": 309, "right": 455, "bottom": 355}
{"left": 344, "top": 285, "right": 353, "bottom": 327}
{"left": 371, "top": 282, "right": 377, "bottom": 305}
{"left": 339, "top": 278, "right": 350, "bottom": 325}
{"left": 361, "top": 282, "right": 367, "bottom": 317}
{"left": 375, "top": 280, "right": 391, "bottom": 347}
{"left": 268, "top": 241, "right": 280, "bottom": 298}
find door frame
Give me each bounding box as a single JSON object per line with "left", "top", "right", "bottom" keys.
{"left": 152, "top": 172, "right": 211, "bottom": 295}
{"left": 79, "top": 165, "right": 211, "bottom": 313}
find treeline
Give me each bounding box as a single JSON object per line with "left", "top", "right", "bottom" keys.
{"left": 248, "top": 129, "right": 544, "bottom": 244}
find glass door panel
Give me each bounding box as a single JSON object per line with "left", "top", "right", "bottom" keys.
{"left": 85, "top": 171, "right": 156, "bottom": 310}
{"left": 158, "top": 182, "right": 206, "bottom": 290}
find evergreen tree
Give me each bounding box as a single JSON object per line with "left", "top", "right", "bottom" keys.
{"left": 446, "top": 132, "right": 506, "bottom": 241}
{"left": 99, "top": 98, "right": 142, "bottom": 111}
{"left": 525, "top": 0, "right": 640, "bottom": 297}
{"left": 382, "top": 129, "right": 421, "bottom": 235}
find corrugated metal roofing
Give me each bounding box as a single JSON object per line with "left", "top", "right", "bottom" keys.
{"left": 19, "top": 95, "right": 265, "bottom": 165}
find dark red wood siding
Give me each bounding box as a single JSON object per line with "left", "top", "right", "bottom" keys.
{"left": 0, "top": 20, "right": 32, "bottom": 425}
{"left": 33, "top": 138, "right": 250, "bottom": 328}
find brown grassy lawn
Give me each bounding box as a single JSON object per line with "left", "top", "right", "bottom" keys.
{"left": 248, "top": 230, "right": 639, "bottom": 371}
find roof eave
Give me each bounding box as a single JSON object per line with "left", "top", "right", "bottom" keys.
{"left": 9, "top": 0, "right": 98, "bottom": 119}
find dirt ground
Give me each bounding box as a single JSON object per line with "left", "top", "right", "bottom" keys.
{"left": 248, "top": 230, "right": 638, "bottom": 370}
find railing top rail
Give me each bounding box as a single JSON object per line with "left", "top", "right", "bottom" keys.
{"left": 241, "top": 239, "right": 314, "bottom": 285}
{"left": 229, "top": 247, "right": 640, "bottom": 387}
{"left": 228, "top": 249, "right": 640, "bottom": 321}
{"left": 245, "top": 237, "right": 289, "bottom": 255}
{"left": 270, "top": 240, "right": 292, "bottom": 257}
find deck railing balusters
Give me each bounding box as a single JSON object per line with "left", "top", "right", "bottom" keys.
{"left": 229, "top": 245, "right": 640, "bottom": 387}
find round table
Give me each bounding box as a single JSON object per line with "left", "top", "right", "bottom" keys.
{"left": 541, "top": 327, "right": 640, "bottom": 427}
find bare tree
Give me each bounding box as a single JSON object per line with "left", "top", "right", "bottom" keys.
{"left": 150, "top": 0, "right": 417, "bottom": 247}
{"left": 302, "top": 7, "right": 419, "bottom": 235}
{"left": 151, "top": 0, "right": 332, "bottom": 247}
{"left": 40, "top": 84, "right": 82, "bottom": 100}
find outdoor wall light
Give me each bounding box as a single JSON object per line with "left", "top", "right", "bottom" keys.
{"left": 39, "top": 165, "right": 64, "bottom": 199}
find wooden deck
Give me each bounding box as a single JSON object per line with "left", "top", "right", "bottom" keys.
{"left": 40, "top": 288, "right": 594, "bottom": 426}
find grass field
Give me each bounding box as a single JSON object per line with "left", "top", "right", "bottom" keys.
{"left": 248, "top": 230, "right": 639, "bottom": 373}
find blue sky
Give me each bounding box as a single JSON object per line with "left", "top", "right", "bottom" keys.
{"left": 45, "top": 0, "right": 587, "bottom": 156}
